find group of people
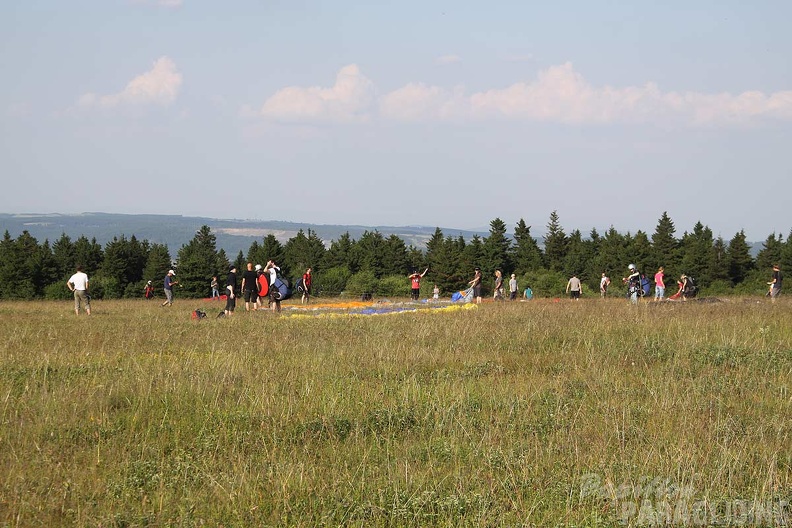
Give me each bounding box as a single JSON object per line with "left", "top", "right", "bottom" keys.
{"left": 224, "top": 262, "right": 312, "bottom": 316}
{"left": 63, "top": 261, "right": 783, "bottom": 315}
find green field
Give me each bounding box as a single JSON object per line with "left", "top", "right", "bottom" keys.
{"left": 1, "top": 297, "right": 790, "bottom": 527}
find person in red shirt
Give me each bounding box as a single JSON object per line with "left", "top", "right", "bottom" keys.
{"left": 408, "top": 268, "right": 429, "bottom": 301}
{"left": 301, "top": 267, "right": 312, "bottom": 304}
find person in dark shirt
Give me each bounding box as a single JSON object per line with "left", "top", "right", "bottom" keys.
{"left": 241, "top": 262, "right": 259, "bottom": 311}
{"left": 225, "top": 265, "right": 237, "bottom": 316}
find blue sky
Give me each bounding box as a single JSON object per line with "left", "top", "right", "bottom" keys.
{"left": 1, "top": 0, "right": 791, "bottom": 241}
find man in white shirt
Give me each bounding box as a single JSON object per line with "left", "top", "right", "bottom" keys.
{"left": 67, "top": 266, "right": 91, "bottom": 315}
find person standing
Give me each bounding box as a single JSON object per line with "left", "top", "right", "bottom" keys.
{"left": 224, "top": 265, "right": 237, "bottom": 316}
{"left": 301, "top": 267, "right": 312, "bottom": 304}
{"left": 241, "top": 262, "right": 259, "bottom": 311}
{"left": 509, "top": 274, "right": 518, "bottom": 301}
{"left": 161, "top": 270, "right": 177, "bottom": 307}
{"left": 265, "top": 260, "right": 282, "bottom": 312}
{"left": 144, "top": 280, "right": 155, "bottom": 300}
{"left": 566, "top": 274, "right": 582, "bottom": 300}
{"left": 432, "top": 284, "right": 440, "bottom": 301}
{"left": 210, "top": 276, "right": 220, "bottom": 299}
{"left": 469, "top": 267, "right": 482, "bottom": 304}
{"left": 493, "top": 270, "right": 504, "bottom": 300}
{"left": 654, "top": 267, "right": 666, "bottom": 301}
{"left": 769, "top": 264, "right": 783, "bottom": 301}
{"left": 408, "top": 267, "right": 429, "bottom": 301}
{"left": 66, "top": 265, "right": 91, "bottom": 315}
{"left": 623, "top": 264, "right": 641, "bottom": 304}
{"left": 600, "top": 272, "right": 611, "bottom": 298}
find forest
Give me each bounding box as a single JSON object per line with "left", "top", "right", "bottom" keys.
{"left": 1, "top": 211, "right": 788, "bottom": 300}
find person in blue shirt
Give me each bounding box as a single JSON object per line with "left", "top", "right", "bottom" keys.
{"left": 161, "top": 270, "right": 178, "bottom": 306}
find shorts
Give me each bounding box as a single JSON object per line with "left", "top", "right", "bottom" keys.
{"left": 243, "top": 289, "right": 258, "bottom": 302}
{"left": 74, "top": 290, "right": 90, "bottom": 311}
{"left": 570, "top": 290, "right": 581, "bottom": 299}
{"left": 164, "top": 289, "right": 174, "bottom": 304}
{"left": 225, "top": 291, "right": 236, "bottom": 312}
{"left": 771, "top": 286, "right": 781, "bottom": 299}
{"left": 473, "top": 284, "right": 481, "bottom": 298}
{"left": 655, "top": 286, "right": 665, "bottom": 299}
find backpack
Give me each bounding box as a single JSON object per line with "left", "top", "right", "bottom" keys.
{"left": 295, "top": 277, "right": 305, "bottom": 293}
{"left": 191, "top": 309, "right": 207, "bottom": 320}
{"left": 684, "top": 277, "right": 698, "bottom": 297}
{"left": 640, "top": 275, "right": 651, "bottom": 297}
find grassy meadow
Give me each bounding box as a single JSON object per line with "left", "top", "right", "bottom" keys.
{"left": 0, "top": 296, "right": 790, "bottom": 527}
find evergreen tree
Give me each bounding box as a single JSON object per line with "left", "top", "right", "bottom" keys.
{"left": 726, "top": 230, "right": 754, "bottom": 285}
{"left": 143, "top": 243, "right": 172, "bottom": 286}
{"left": 72, "top": 236, "right": 103, "bottom": 276}
{"left": 543, "top": 210, "right": 567, "bottom": 272}
{"left": 246, "top": 240, "right": 264, "bottom": 266}
{"left": 176, "top": 225, "right": 222, "bottom": 298}
{"left": 233, "top": 251, "right": 246, "bottom": 276}
{"left": 463, "top": 235, "right": 484, "bottom": 291}
{"left": 354, "top": 231, "right": 387, "bottom": 277}
{"left": 781, "top": 229, "right": 792, "bottom": 273}
{"left": 591, "top": 226, "right": 626, "bottom": 280}
{"left": 52, "top": 233, "right": 76, "bottom": 281}
{"left": 283, "top": 229, "right": 327, "bottom": 280}
{"left": 260, "top": 234, "right": 285, "bottom": 272}
{"left": 709, "top": 236, "right": 731, "bottom": 284}
{"left": 481, "top": 218, "right": 512, "bottom": 276}
{"left": 627, "top": 231, "right": 653, "bottom": 275}
{"left": 756, "top": 233, "right": 783, "bottom": 271}
{"left": 512, "top": 219, "right": 544, "bottom": 274}
{"left": 406, "top": 246, "right": 425, "bottom": 273}
{"left": 679, "top": 222, "right": 715, "bottom": 285}
{"left": 650, "top": 211, "right": 679, "bottom": 274}
{"left": 0, "top": 231, "right": 14, "bottom": 299}
{"left": 323, "top": 232, "right": 357, "bottom": 272}
{"left": 563, "top": 230, "right": 590, "bottom": 281}
{"left": 381, "top": 235, "right": 409, "bottom": 276}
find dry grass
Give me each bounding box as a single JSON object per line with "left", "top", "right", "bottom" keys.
{"left": 0, "top": 296, "right": 790, "bottom": 527}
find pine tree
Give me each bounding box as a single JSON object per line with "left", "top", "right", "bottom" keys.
{"left": 481, "top": 218, "right": 512, "bottom": 277}
{"left": 679, "top": 222, "right": 715, "bottom": 286}
{"left": 756, "top": 233, "right": 783, "bottom": 271}
{"left": 726, "top": 230, "right": 754, "bottom": 285}
{"left": 323, "top": 232, "right": 357, "bottom": 272}
{"left": 143, "top": 243, "right": 172, "bottom": 286}
{"left": 650, "top": 211, "right": 679, "bottom": 274}
{"left": 176, "top": 225, "right": 222, "bottom": 298}
{"left": 563, "top": 230, "right": 589, "bottom": 280}
{"left": 709, "top": 236, "right": 730, "bottom": 284}
{"left": 382, "top": 235, "right": 409, "bottom": 276}
{"left": 591, "top": 226, "right": 626, "bottom": 280}
{"left": 628, "top": 231, "right": 653, "bottom": 275}
{"left": 543, "top": 210, "right": 567, "bottom": 272}
{"left": 512, "top": 219, "right": 544, "bottom": 274}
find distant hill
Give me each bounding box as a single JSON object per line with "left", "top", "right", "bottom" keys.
{"left": 0, "top": 213, "right": 488, "bottom": 256}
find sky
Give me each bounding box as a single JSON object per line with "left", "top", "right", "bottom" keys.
{"left": 1, "top": 0, "right": 791, "bottom": 241}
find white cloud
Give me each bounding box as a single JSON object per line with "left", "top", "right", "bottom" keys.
{"left": 256, "top": 62, "right": 792, "bottom": 126}
{"left": 436, "top": 54, "right": 462, "bottom": 65}
{"left": 79, "top": 56, "right": 182, "bottom": 109}
{"left": 379, "top": 62, "right": 792, "bottom": 125}
{"left": 260, "top": 64, "right": 374, "bottom": 123}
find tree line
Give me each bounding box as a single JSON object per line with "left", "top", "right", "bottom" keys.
{"left": 1, "top": 211, "right": 789, "bottom": 300}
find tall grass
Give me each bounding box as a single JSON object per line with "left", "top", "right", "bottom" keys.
{"left": 0, "top": 297, "right": 790, "bottom": 526}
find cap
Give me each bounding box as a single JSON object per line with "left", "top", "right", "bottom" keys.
{"left": 255, "top": 264, "right": 262, "bottom": 271}
{"left": 628, "top": 264, "right": 636, "bottom": 270}
{"left": 229, "top": 265, "right": 236, "bottom": 271}
{"left": 168, "top": 270, "right": 175, "bottom": 275}
{"left": 147, "top": 280, "right": 152, "bottom": 284}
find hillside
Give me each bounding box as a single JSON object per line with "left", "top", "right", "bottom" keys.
{"left": 0, "top": 213, "right": 488, "bottom": 256}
